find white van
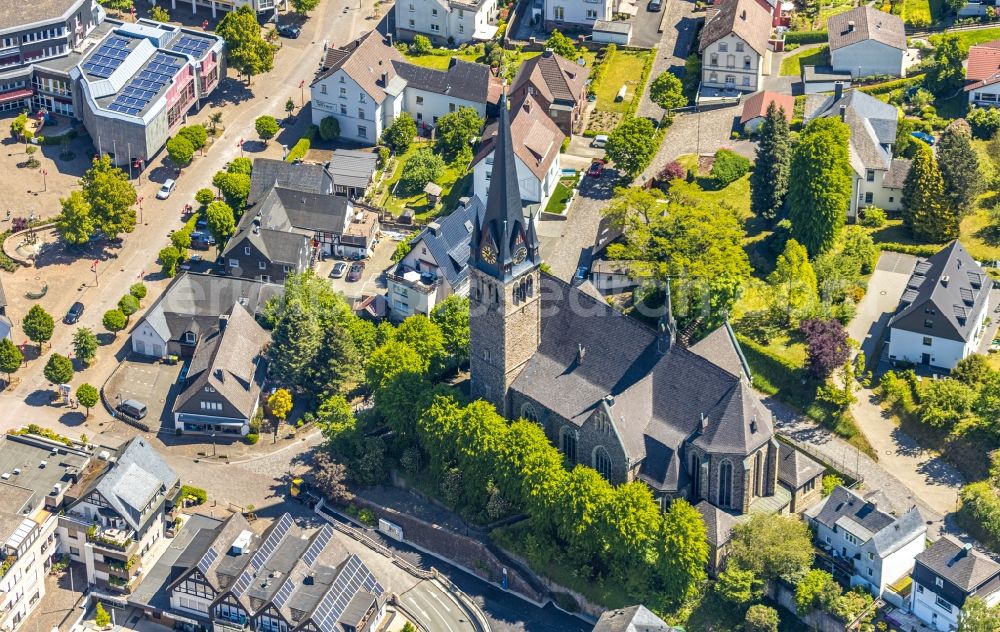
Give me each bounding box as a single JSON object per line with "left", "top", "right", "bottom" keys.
{"left": 156, "top": 179, "right": 176, "bottom": 199}
{"left": 591, "top": 134, "right": 609, "bottom": 148}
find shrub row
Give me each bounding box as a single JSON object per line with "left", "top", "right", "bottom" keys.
{"left": 286, "top": 125, "right": 319, "bottom": 163}
{"left": 874, "top": 242, "right": 942, "bottom": 257}
{"left": 179, "top": 485, "right": 208, "bottom": 504}
{"left": 624, "top": 46, "right": 658, "bottom": 120}
{"left": 859, "top": 75, "right": 924, "bottom": 96}
{"left": 785, "top": 30, "right": 828, "bottom": 45}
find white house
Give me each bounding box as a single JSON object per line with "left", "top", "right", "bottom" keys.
{"left": 964, "top": 39, "right": 1000, "bottom": 107}
{"left": 386, "top": 196, "right": 484, "bottom": 320}
{"left": 395, "top": 0, "right": 499, "bottom": 45}
{"left": 809, "top": 84, "right": 910, "bottom": 220}
{"left": 698, "top": 0, "right": 772, "bottom": 94}
{"left": 310, "top": 31, "right": 490, "bottom": 145}
{"left": 912, "top": 536, "right": 1000, "bottom": 632}
{"left": 544, "top": 0, "right": 616, "bottom": 33}
{"left": 806, "top": 486, "right": 926, "bottom": 598}
{"left": 888, "top": 241, "right": 991, "bottom": 371}
{"left": 470, "top": 94, "right": 564, "bottom": 210}
{"left": 828, "top": 6, "right": 906, "bottom": 78}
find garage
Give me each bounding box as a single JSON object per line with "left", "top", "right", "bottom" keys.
{"left": 593, "top": 20, "right": 632, "bottom": 45}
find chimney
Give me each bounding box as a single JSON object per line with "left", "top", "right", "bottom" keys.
{"left": 449, "top": 56, "right": 458, "bottom": 68}
{"left": 941, "top": 275, "right": 950, "bottom": 287}
{"left": 847, "top": 20, "right": 855, "bottom": 32}
{"left": 700, "top": 413, "right": 708, "bottom": 432}
{"left": 543, "top": 47, "right": 554, "bottom": 57}
{"left": 219, "top": 314, "right": 229, "bottom": 332}
{"left": 839, "top": 104, "right": 846, "bottom": 122}
{"left": 523, "top": 98, "right": 531, "bottom": 113}
{"left": 428, "top": 220, "right": 441, "bottom": 236}
{"left": 387, "top": 33, "right": 393, "bottom": 46}
{"left": 381, "top": 72, "right": 387, "bottom": 86}
{"left": 605, "top": 394, "right": 615, "bottom": 407}
{"left": 834, "top": 80, "right": 843, "bottom": 101}
{"left": 741, "top": 9, "right": 747, "bottom": 19}
{"left": 657, "top": 279, "right": 678, "bottom": 354}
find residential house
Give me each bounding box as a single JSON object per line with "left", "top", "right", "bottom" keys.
{"left": 310, "top": 31, "right": 490, "bottom": 144}
{"left": 171, "top": 304, "right": 270, "bottom": 437}
{"left": 888, "top": 241, "right": 991, "bottom": 371}
{"left": 806, "top": 485, "right": 926, "bottom": 598}
{"left": 246, "top": 158, "right": 335, "bottom": 207}
{"left": 544, "top": 0, "right": 616, "bottom": 34}
{"left": 140, "top": 512, "right": 386, "bottom": 632}
{"left": 509, "top": 49, "right": 589, "bottom": 136}
{"left": 222, "top": 195, "right": 314, "bottom": 284}
{"left": 698, "top": 0, "right": 772, "bottom": 94}
{"left": 396, "top": 0, "right": 499, "bottom": 45}
{"left": 809, "top": 83, "right": 910, "bottom": 219}
{"left": 0, "top": 433, "right": 92, "bottom": 631}
{"left": 828, "top": 7, "right": 906, "bottom": 78}
{"left": 57, "top": 438, "right": 179, "bottom": 594}
{"left": 739, "top": 90, "right": 794, "bottom": 133}
{"left": 696, "top": 501, "right": 738, "bottom": 577}
{"left": 471, "top": 94, "right": 565, "bottom": 211}
{"left": 964, "top": 39, "right": 1000, "bottom": 107}
{"left": 912, "top": 536, "right": 1000, "bottom": 632}
{"left": 386, "top": 195, "right": 484, "bottom": 320}
{"left": 129, "top": 272, "right": 281, "bottom": 359}
{"left": 468, "top": 93, "right": 788, "bottom": 518}
{"left": 777, "top": 442, "right": 824, "bottom": 514}
{"left": 327, "top": 149, "right": 378, "bottom": 199}
{"left": 593, "top": 605, "right": 676, "bottom": 631}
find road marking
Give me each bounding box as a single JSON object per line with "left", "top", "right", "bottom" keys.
{"left": 427, "top": 588, "right": 452, "bottom": 612}
{"left": 419, "top": 592, "right": 456, "bottom": 632}
{"left": 406, "top": 596, "right": 430, "bottom": 620}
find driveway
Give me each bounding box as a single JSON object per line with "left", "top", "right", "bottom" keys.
{"left": 318, "top": 236, "right": 397, "bottom": 301}
{"left": 642, "top": 105, "right": 755, "bottom": 181}
{"left": 847, "top": 251, "right": 916, "bottom": 367}
{"left": 635, "top": 0, "right": 701, "bottom": 120}
{"left": 103, "top": 357, "right": 183, "bottom": 433}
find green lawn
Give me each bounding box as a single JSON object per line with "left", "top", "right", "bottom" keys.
{"left": 779, "top": 45, "right": 830, "bottom": 76}
{"left": 401, "top": 48, "right": 483, "bottom": 70}
{"left": 930, "top": 26, "right": 1000, "bottom": 48}
{"left": 674, "top": 154, "right": 752, "bottom": 218}
{"left": 374, "top": 141, "right": 470, "bottom": 221}
{"left": 593, "top": 49, "right": 651, "bottom": 114}
{"left": 903, "top": 0, "right": 932, "bottom": 27}
{"left": 543, "top": 174, "right": 579, "bottom": 215}
{"left": 817, "top": 2, "right": 854, "bottom": 27}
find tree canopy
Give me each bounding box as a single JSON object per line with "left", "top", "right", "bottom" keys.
{"left": 167, "top": 136, "right": 194, "bottom": 168}
{"left": 435, "top": 106, "right": 483, "bottom": 163}
{"left": 381, "top": 114, "right": 416, "bottom": 154}
{"left": 82, "top": 155, "right": 137, "bottom": 238}
{"left": 727, "top": 513, "right": 814, "bottom": 584}
{"left": 788, "top": 118, "right": 852, "bottom": 256}
{"left": 545, "top": 30, "right": 579, "bottom": 59}
{"left": 936, "top": 121, "right": 981, "bottom": 216}
{"left": 750, "top": 101, "right": 791, "bottom": 220}
{"left": 605, "top": 117, "right": 658, "bottom": 178}
{"left": 56, "top": 191, "right": 95, "bottom": 246}
{"left": 399, "top": 149, "right": 445, "bottom": 195}
{"left": 649, "top": 71, "right": 686, "bottom": 112}
{"left": 255, "top": 115, "right": 280, "bottom": 145}
{"left": 216, "top": 6, "right": 275, "bottom": 82}
{"left": 205, "top": 201, "right": 236, "bottom": 248}
{"left": 904, "top": 143, "right": 958, "bottom": 242}
{"left": 925, "top": 34, "right": 967, "bottom": 97}
{"left": 43, "top": 353, "right": 73, "bottom": 385}
{"left": 22, "top": 305, "right": 54, "bottom": 348}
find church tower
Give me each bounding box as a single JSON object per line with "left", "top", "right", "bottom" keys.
{"left": 468, "top": 92, "right": 542, "bottom": 416}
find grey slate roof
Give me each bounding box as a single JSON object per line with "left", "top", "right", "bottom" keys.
{"left": 271, "top": 187, "right": 351, "bottom": 234}
{"left": 698, "top": 0, "right": 773, "bottom": 55}
{"left": 828, "top": 6, "right": 906, "bottom": 51}
{"left": 868, "top": 506, "right": 925, "bottom": 558}
{"left": 398, "top": 196, "right": 484, "bottom": 289}
{"left": 889, "top": 241, "right": 990, "bottom": 343}
{"left": 695, "top": 501, "right": 738, "bottom": 548}
{"left": 84, "top": 438, "right": 178, "bottom": 532}
{"left": 777, "top": 442, "right": 824, "bottom": 489}
{"left": 173, "top": 304, "right": 270, "bottom": 420}
{"left": 884, "top": 158, "right": 911, "bottom": 189}
{"left": 809, "top": 485, "right": 919, "bottom": 548}
{"left": 916, "top": 536, "right": 1000, "bottom": 593}
{"left": 592, "top": 605, "right": 674, "bottom": 632}
{"left": 326, "top": 149, "right": 378, "bottom": 191}
{"left": 509, "top": 274, "right": 773, "bottom": 493}
{"left": 391, "top": 58, "right": 491, "bottom": 105}
{"left": 810, "top": 88, "right": 899, "bottom": 173}
{"left": 510, "top": 50, "right": 589, "bottom": 105}
{"left": 223, "top": 192, "right": 312, "bottom": 267}
{"left": 248, "top": 158, "right": 334, "bottom": 207}
{"left": 137, "top": 273, "right": 282, "bottom": 345}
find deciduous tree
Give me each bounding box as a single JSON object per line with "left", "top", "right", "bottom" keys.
{"left": 728, "top": 513, "right": 814, "bottom": 583}
{"left": 435, "top": 106, "right": 483, "bottom": 163}
{"left": 316, "top": 395, "right": 357, "bottom": 447}
{"left": 959, "top": 596, "right": 1000, "bottom": 632}
{"left": 399, "top": 149, "right": 445, "bottom": 195}
{"left": 925, "top": 34, "right": 967, "bottom": 97}
{"left": 602, "top": 186, "right": 664, "bottom": 230}
{"left": 268, "top": 388, "right": 293, "bottom": 421}
{"left": 767, "top": 239, "right": 817, "bottom": 324}
{"left": 795, "top": 569, "right": 842, "bottom": 614}
{"left": 788, "top": 118, "right": 852, "bottom": 256}
{"left": 72, "top": 328, "right": 98, "bottom": 366}
{"left": 56, "top": 191, "right": 95, "bottom": 246}
{"left": 605, "top": 117, "right": 658, "bottom": 178}
{"left": 710, "top": 149, "right": 750, "bottom": 187}
{"left": 22, "top": 305, "right": 54, "bottom": 350}
{"left": 431, "top": 295, "right": 470, "bottom": 367}
{"left": 255, "top": 115, "right": 279, "bottom": 145}
{"left": 311, "top": 451, "right": 353, "bottom": 503}
{"left": 380, "top": 114, "right": 416, "bottom": 154}
{"left": 800, "top": 318, "right": 851, "bottom": 379}
{"left": 745, "top": 605, "right": 780, "bottom": 632}
{"left": 77, "top": 383, "right": 98, "bottom": 418}
{"left": 217, "top": 6, "right": 275, "bottom": 82}
{"left": 205, "top": 201, "right": 236, "bottom": 249}
{"left": 750, "top": 101, "right": 791, "bottom": 220}
{"left": 150, "top": 5, "right": 170, "bottom": 21}
{"left": 545, "top": 30, "right": 578, "bottom": 58}
{"left": 102, "top": 309, "right": 127, "bottom": 337}
{"left": 81, "top": 155, "right": 137, "bottom": 238}
{"left": 649, "top": 71, "right": 686, "bottom": 112}
{"left": 118, "top": 294, "right": 139, "bottom": 318}
{"left": 159, "top": 246, "right": 181, "bottom": 277}
{"left": 43, "top": 353, "right": 73, "bottom": 385}
{"left": 0, "top": 338, "right": 23, "bottom": 384}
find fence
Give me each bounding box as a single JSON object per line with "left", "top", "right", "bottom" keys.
{"left": 776, "top": 434, "right": 865, "bottom": 488}
{"left": 906, "top": 19, "right": 1000, "bottom": 36}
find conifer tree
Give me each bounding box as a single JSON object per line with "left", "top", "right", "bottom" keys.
{"left": 904, "top": 143, "right": 959, "bottom": 242}
{"left": 268, "top": 299, "right": 320, "bottom": 388}
{"left": 937, "top": 121, "right": 981, "bottom": 215}
{"left": 750, "top": 102, "right": 791, "bottom": 220}
{"left": 788, "top": 118, "right": 852, "bottom": 256}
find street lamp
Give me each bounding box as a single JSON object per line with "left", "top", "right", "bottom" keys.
{"left": 137, "top": 196, "right": 144, "bottom": 225}
{"left": 39, "top": 169, "right": 47, "bottom": 192}
{"left": 211, "top": 433, "right": 217, "bottom": 457}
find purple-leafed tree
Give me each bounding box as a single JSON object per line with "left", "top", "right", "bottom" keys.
{"left": 800, "top": 318, "right": 850, "bottom": 379}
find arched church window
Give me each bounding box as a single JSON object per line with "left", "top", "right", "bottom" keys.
{"left": 560, "top": 427, "right": 577, "bottom": 463}
{"left": 691, "top": 453, "right": 702, "bottom": 499}
{"left": 521, "top": 402, "right": 539, "bottom": 423}
{"left": 594, "top": 411, "right": 611, "bottom": 434}
{"left": 593, "top": 446, "right": 612, "bottom": 480}
{"left": 718, "top": 460, "right": 733, "bottom": 508}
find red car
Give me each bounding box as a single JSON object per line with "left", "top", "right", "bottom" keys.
{"left": 347, "top": 261, "right": 365, "bottom": 282}
{"left": 587, "top": 159, "right": 606, "bottom": 177}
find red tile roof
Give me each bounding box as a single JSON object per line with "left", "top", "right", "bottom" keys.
{"left": 740, "top": 90, "right": 794, "bottom": 124}
{"left": 965, "top": 39, "right": 1000, "bottom": 91}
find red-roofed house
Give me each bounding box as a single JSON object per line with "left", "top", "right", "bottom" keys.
{"left": 965, "top": 39, "right": 1000, "bottom": 107}
{"left": 739, "top": 90, "right": 794, "bottom": 132}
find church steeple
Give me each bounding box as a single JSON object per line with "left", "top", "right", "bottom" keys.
{"left": 470, "top": 91, "right": 540, "bottom": 282}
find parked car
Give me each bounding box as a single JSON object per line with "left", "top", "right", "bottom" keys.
{"left": 156, "top": 179, "right": 176, "bottom": 199}
{"left": 190, "top": 231, "right": 215, "bottom": 250}
{"left": 573, "top": 266, "right": 589, "bottom": 285}
{"left": 587, "top": 160, "right": 606, "bottom": 177}
{"left": 911, "top": 131, "right": 935, "bottom": 145}
{"left": 591, "top": 134, "right": 608, "bottom": 148}
{"left": 649, "top": 0, "right": 663, "bottom": 11}
{"left": 347, "top": 262, "right": 365, "bottom": 282}
{"left": 277, "top": 24, "right": 301, "bottom": 38}
{"left": 330, "top": 262, "right": 348, "bottom": 278}
{"left": 116, "top": 399, "right": 148, "bottom": 420}
{"left": 64, "top": 301, "right": 84, "bottom": 324}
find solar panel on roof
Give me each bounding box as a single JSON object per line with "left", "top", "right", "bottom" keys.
{"left": 312, "top": 555, "right": 382, "bottom": 631}
{"left": 273, "top": 575, "right": 296, "bottom": 608}
{"left": 303, "top": 525, "right": 333, "bottom": 567}
{"left": 197, "top": 546, "right": 219, "bottom": 573}
{"left": 233, "top": 514, "right": 294, "bottom": 595}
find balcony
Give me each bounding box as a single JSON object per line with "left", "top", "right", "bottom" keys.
{"left": 387, "top": 267, "right": 441, "bottom": 295}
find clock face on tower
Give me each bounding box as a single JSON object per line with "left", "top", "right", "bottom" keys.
{"left": 481, "top": 241, "right": 498, "bottom": 264}
{"left": 512, "top": 246, "right": 527, "bottom": 264}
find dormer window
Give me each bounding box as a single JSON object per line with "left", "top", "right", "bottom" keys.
{"left": 184, "top": 332, "right": 196, "bottom": 344}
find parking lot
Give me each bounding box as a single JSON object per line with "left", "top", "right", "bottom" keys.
{"left": 314, "top": 234, "right": 401, "bottom": 301}
{"left": 103, "top": 357, "right": 183, "bottom": 433}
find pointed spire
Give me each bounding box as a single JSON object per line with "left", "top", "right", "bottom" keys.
{"left": 470, "top": 89, "right": 540, "bottom": 281}
{"left": 658, "top": 279, "right": 677, "bottom": 354}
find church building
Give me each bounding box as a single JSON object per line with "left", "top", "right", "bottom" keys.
{"left": 467, "top": 94, "right": 782, "bottom": 515}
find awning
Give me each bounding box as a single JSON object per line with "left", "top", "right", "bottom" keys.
{"left": 0, "top": 88, "right": 32, "bottom": 104}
